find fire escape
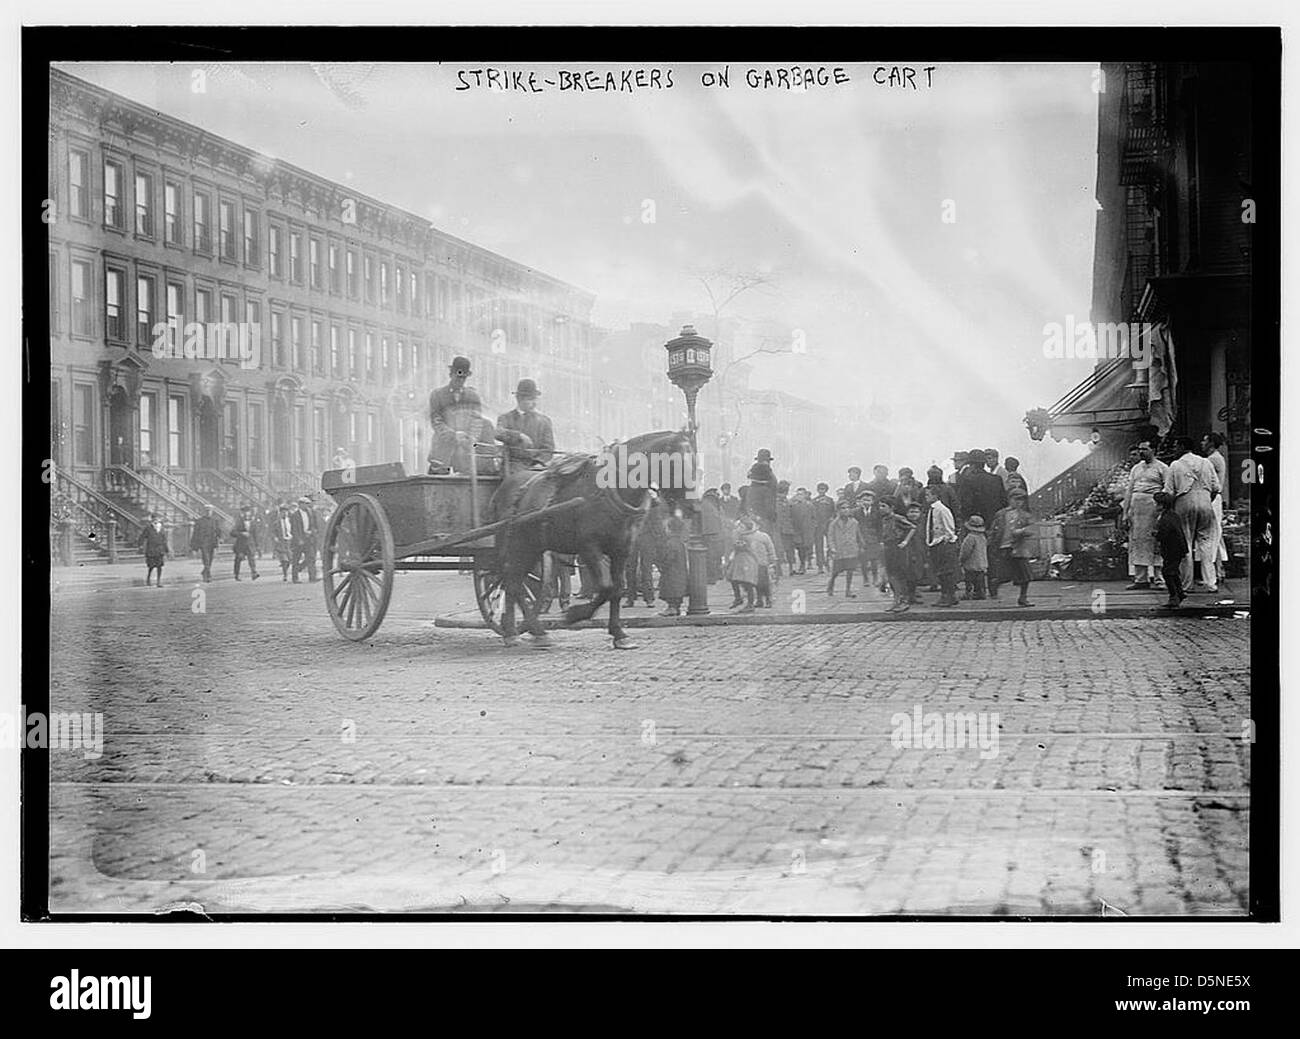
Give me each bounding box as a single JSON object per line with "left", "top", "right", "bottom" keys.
{"left": 1118, "top": 63, "right": 1170, "bottom": 322}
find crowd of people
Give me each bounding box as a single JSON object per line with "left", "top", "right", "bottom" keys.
{"left": 134, "top": 496, "right": 333, "bottom": 587}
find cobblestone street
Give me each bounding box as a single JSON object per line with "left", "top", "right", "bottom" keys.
{"left": 47, "top": 559, "right": 1251, "bottom": 916}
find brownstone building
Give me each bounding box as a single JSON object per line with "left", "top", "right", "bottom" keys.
{"left": 47, "top": 68, "right": 594, "bottom": 556}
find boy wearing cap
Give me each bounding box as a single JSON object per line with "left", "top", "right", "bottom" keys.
{"left": 231, "top": 504, "right": 260, "bottom": 581}
{"left": 825, "top": 499, "right": 862, "bottom": 597}
{"left": 1153, "top": 491, "right": 1189, "bottom": 608}
{"left": 497, "top": 378, "right": 556, "bottom": 469}
{"left": 958, "top": 515, "right": 989, "bottom": 600}
{"left": 878, "top": 497, "right": 916, "bottom": 612}
{"left": 138, "top": 512, "right": 170, "bottom": 587}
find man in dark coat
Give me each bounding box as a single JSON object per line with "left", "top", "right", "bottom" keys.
{"left": 789, "top": 488, "right": 814, "bottom": 574}
{"left": 810, "top": 482, "right": 836, "bottom": 574}
{"left": 841, "top": 466, "right": 869, "bottom": 502}
{"left": 774, "top": 480, "right": 796, "bottom": 575}
{"left": 230, "top": 504, "right": 260, "bottom": 581}
{"left": 866, "top": 464, "right": 896, "bottom": 501}
{"left": 428, "top": 355, "right": 490, "bottom": 473}
{"left": 189, "top": 506, "right": 221, "bottom": 583}
{"left": 496, "top": 378, "right": 556, "bottom": 470}
{"left": 746, "top": 449, "right": 778, "bottom": 536}
{"left": 957, "top": 449, "right": 1008, "bottom": 527}
{"left": 290, "top": 495, "right": 320, "bottom": 583}
{"left": 623, "top": 499, "right": 664, "bottom": 607}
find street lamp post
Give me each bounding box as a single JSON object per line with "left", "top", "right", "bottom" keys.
{"left": 664, "top": 324, "right": 714, "bottom": 616}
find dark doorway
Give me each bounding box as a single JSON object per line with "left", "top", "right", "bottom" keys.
{"left": 198, "top": 397, "right": 220, "bottom": 470}
{"left": 271, "top": 397, "right": 291, "bottom": 470}
{"left": 108, "top": 387, "right": 133, "bottom": 467}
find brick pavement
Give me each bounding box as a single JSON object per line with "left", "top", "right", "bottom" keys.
{"left": 44, "top": 564, "right": 1252, "bottom": 916}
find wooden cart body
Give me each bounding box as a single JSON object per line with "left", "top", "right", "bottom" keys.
{"left": 320, "top": 461, "right": 558, "bottom": 640}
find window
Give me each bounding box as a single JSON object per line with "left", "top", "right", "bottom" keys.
{"left": 105, "top": 268, "right": 124, "bottom": 341}
{"left": 167, "top": 394, "right": 185, "bottom": 467}
{"left": 366, "top": 412, "right": 375, "bottom": 453}
{"left": 193, "top": 192, "right": 212, "bottom": 253}
{"left": 293, "top": 404, "right": 306, "bottom": 469}
{"left": 243, "top": 209, "right": 260, "bottom": 266}
{"left": 313, "top": 404, "right": 327, "bottom": 470}
{"left": 311, "top": 320, "right": 322, "bottom": 373}
{"left": 166, "top": 282, "right": 184, "bottom": 351}
{"left": 268, "top": 226, "right": 282, "bottom": 277}
{"left": 69, "top": 149, "right": 89, "bottom": 220}
{"left": 364, "top": 256, "right": 374, "bottom": 301}
{"left": 364, "top": 332, "right": 374, "bottom": 377}
{"left": 271, "top": 311, "right": 284, "bottom": 367}
{"left": 396, "top": 265, "right": 405, "bottom": 312}
{"left": 382, "top": 336, "right": 390, "bottom": 374}
{"left": 134, "top": 172, "right": 153, "bottom": 237}
{"left": 164, "top": 182, "right": 181, "bottom": 244}
{"left": 380, "top": 262, "right": 390, "bottom": 305}
{"left": 103, "top": 160, "right": 124, "bottom": 229}
{"left": 49, "top": 254, "right": 59, "bottom": 332}
{"left": 195, "top": 287, "right": 212, "bottom": 327}
{"left": 309, "top": 238, "right": 321, "bottom": 288}
{"left": 396, "top": 338, "right": 405, "bottom": 373}
{"left": 328, "top": 244, "right": 340, "bottom": 293}
{"left": 349, "top": 411, "right": 357, "bottom": 447}
{"left": 291, "top": 316, "right": 303, "bottom": 370}
{"left": 347, "top": 329, "right": 357, "bottom": 376}
{"left": 70, "top": 259, "right": 92, "bottom": 335}
{"left": 409, "top": 271, "right": 419, "bottom": 315}
{"left": 136, "top": 275, "right": 154, "bottom": 346}
{"left": 290, "top": 233, "right": 302, "bottom": 282}
{"left": 219, "top": 200, "right": 236, "bottom": 260}
{"left": 74, "top": 384, "right": 95, "bottom": 465}
{"left": 330, "top": 325, "right": 340, "bottom": 375}
{"left": 222, "top": 401, "right": 240, "bottom": 469}
{"left": 411, "top": 340, "right": 421, "bottom": 375}
{"left": 347, "top": 249, "right": 358, "bottom": 297}
{"left": 221, "top": 293, "right": 237, "bottom": 335}
{"left": 248, "top": 402, "right": 264, "bottom": 469}
{"left": 247, "top": 300, "right": 262, "bottom": 367}
{"left": 139, "top": 393, "right": 155, "bottom": 459}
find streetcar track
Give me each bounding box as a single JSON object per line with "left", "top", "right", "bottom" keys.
{"left": 51, "top": 780, "right": 1251, "bottom": 797}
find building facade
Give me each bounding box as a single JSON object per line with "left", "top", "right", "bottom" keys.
{"left": 1033, "top": 61, "right": 1252, "bottom": 484}
{"left": 47, "top": 68, "right": 594, "bottom": 551}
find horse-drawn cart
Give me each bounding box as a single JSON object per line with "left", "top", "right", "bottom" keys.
{"left": 320, "top": 461, "right": 576, "bottom": 641}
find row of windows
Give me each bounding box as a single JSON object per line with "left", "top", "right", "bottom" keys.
{"left": 63, "top": 145, "right": 589, "bottom": 335}
{"left": 52, "top": 253, "right": 444, "bottom": 385}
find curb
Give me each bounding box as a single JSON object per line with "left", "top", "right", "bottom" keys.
{"left": 434, "top": 603, "right": 1250, "bottom": 630}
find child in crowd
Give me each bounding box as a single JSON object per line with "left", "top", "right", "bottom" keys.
{"left": 751, "top": 520, "right": 777, "bottom": 608}
{"left": 987, "top": 501, "right": 1013, "bottom": 600}
{"left": 725, "top": 518, "right": 756, "bottom": 612}
{"left": 138, "top": 512, "right": 169, "bottom": 587}
{"left": 852, "top": 490, "right": 883, "bottom": 592}
{"left": 878, "top": 497, "right": 917, "bottom": 613}
{"left": 959, "top": 515, "right": 989, "bottom": 600}
{"left": 1153, "top": 491, "right": 1188, "bottom": 608}
{"left": 657, "top": 513, "right": 689, "bottom": 617}
{"left": 903, "top": 502, "right": 928, "bottom": 603}
{"left": 1005, "top": 491, "right": 1036, "bottom": 607}
{"left": 825, "top": 499, "right": 863, "bottom": 597}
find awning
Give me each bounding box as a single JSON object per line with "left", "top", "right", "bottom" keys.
{"left": 1043, "top": 356, "right": 1146, "bottom": 443}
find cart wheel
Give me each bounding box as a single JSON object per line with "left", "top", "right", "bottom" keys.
{"left": 323, "top": 493, "right": 395, "bottom": 641}
{"left": 474, "top": 554, "right": 553, "bottom": 634}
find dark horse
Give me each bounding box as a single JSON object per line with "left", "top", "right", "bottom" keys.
{"left": 488, "top": 429, "right": 697, "bottom": 649}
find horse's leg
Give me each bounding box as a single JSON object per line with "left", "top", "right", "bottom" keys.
{"left": 500, "top": 559, "right": 521, "bottom": 647}
{"left": 524, "top": 544, "right": 552, "bottom": 643}
{"left": 607, "top": 547, "right": 637, "bottom": 649}
{"left": 563, "top": 544, "right": 608, "bottom": 625}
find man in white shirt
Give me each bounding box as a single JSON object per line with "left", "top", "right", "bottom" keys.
{"left": 924, "top": 483, "right": 959, "bottom": 607}
{"left": 1163, "top": 436, "right": 1223, "bottom": 592}
{"left": 1202, "top": 431, "right": 1231, "bottom": 571}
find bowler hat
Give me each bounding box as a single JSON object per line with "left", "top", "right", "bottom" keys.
{"left": 755, "top": 448, "right": 773, "bottom": 462}
{"left": 965, "top": 515, "right": 986, "bottom": 531}
{"left": 450, "top": 356, "right": 472, "bottom": 374}
{"left": 514, "top": 378, "right": 540, "bottom": 398}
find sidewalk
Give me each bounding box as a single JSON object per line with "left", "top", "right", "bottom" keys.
{"left": 437, "top": 568, "right": 1251, "bottom": 630}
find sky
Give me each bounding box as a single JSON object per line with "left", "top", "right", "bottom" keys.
{"left": 62, "top": 60, "right": 1099, "bottom": 484}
